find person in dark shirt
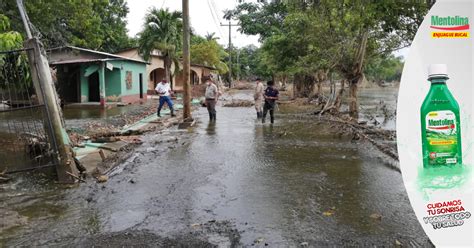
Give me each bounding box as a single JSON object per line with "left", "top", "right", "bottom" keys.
{"left": 262, "top": 80, "right": 279, "bottom": 124}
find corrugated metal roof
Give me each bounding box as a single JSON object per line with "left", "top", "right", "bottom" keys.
{"left": 49, "top": 58, "right": 133, "bottom": 65}
{"left": 48, "top": 46, "right": 149, "bottom": 64}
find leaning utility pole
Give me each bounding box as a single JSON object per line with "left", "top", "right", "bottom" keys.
{"left": 221, "top": 20, "right": 238, "bottom": 88}
{"left": 17, "top": 0, "right": 79, "bottom": 183}
{"left": 182, "top": 0, "right": 192, "bottom": 120}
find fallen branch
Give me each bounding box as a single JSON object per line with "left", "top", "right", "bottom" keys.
{"left": 66, "top": 171, "right": 85, "bottom": 183}
{"left": 322, "top": 117, "right": 395, "bottom": 139}
{"left": 0, "top": 176, "right": 11, "bottom": 183}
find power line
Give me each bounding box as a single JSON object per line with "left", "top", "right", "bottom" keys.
{"left": 210, "top": 0, "right": 227, "bottom": 34}
{"left": 221, "top": 21, "right": 239, "bottom": 87}
{"left": 207, "top": 0, "right": 226, "bottom": 42}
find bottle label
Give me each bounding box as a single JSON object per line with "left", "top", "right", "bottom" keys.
{"left": 425, "top": 110, "right": 458, "bottom": 165}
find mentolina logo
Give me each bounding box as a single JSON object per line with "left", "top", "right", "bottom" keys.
{"left": 431, "top": 15, "right": 470, "bottom": 38}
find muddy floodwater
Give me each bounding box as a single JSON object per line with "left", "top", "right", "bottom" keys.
{"left": 0, "top": 87, "right": 431, "bottom": 246}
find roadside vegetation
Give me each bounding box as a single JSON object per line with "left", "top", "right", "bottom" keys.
{"left": 227, "top": 0, "right": 433, "bottom": 116}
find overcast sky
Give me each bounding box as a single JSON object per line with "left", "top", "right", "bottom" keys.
{"left": 126, "top": 0, "right": 261, "bottom": 48}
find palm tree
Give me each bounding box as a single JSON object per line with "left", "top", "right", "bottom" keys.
{"left": 138, "top": 8, "right": 182, "bottom": 84}
{"left": 205, "top": 32, "right": 219, "bottom": 41}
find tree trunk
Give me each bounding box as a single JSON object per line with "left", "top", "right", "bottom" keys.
{"left": 314, "top": 69, "right": 327, "bottom": 98}
{"left": 316, "top": 81, "right": 322, "bottom": 97}
{"left": 294, "top": 74, "right": 315, "bottom": 98}
{"left": 349, "top": 77, "right": 359, "bottom": 118}
{"left": 320, "top": 73, "right": 336, "bottom": 116}
{"left": 164, "top": 56, "right": 173, "bottom": 88}
{"left": 348, "top": 30, "right": 369, "bottom": 118}
{"left": 334, "top": 79, "right": 345, "bottom": 112}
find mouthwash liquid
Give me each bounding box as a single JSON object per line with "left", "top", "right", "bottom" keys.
{"left": 420, "top": 64, "right": 462, "bottom": 168}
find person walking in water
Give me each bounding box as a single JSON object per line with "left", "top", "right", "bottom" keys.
{"left": 262, "top": 80, "right": 279, "bottom": 124}
{"left": 155, "top": 79, "right": 175, "bottom": 117}
{"left": 254, "top": 78, "right": 264, "bottom": 118}
{"left": 205, "top": 76, "right": 219, "bottom": 121}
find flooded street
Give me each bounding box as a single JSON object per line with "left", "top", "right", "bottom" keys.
{"left": 0, "top": 88, "right": 430, "bottom": 247}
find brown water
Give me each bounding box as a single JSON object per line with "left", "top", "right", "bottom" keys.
{"left": 0, "top": 87, "right": 430, "bottom": 246}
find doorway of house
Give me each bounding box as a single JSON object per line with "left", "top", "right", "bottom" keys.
{"left": 58, "top": 65, "right": 81, "bottom": 103}
{"left": 149, "top": 68, "right": 166, "bottom": 95}
{"left": 88, "top": 72, "right": 100, "bottom": 102}
{"left": 139, "top": 73, "right": 143, "bottom": 99}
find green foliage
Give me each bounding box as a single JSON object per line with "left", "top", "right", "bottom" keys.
{"left": 231, "top": 45, "right": 267, "bottom": 80}
{"left": 138, "top": 8, "right": 182, "bottom": 80}
{"left": 365, "top": 55, "right": 404, "bottom": 83}
{"left": 190, "top": 35, "right": 228, "bottom": 74}
{"left": 0, "top": 14, "right": 22, "bottom": 51}
{"left": 226, "top": 1, "right": 287, "bottom": 41}
{"left": 1, "top": 0, "right": 134, "bottom": 52}
{"left": 94, "top": 0, "right": 135, "bottom": 52}
{"left": 231, "top": 0, "right": 431, "bottom": 83}
{"left": 0, "top": 15, "right": 31, "bottom": 90}
{"left": 205, "top": 32, "right": 219, "bottom": 41}
{"left": 191, "top": 35, "right": 207, "bottom": 46}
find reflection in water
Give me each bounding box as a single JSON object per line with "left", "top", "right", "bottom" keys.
{"left": 254, "top": 118, "right": 377, "bottom": 237}
{"left": 205, "top": 121, "right": 216, "bottom": 135}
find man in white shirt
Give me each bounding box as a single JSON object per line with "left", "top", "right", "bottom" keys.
{"left": 155, "top": 79, "right": 175, "bottom": 117}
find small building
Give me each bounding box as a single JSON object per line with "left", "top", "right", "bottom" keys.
{"left": 174, "top": 63, "right": 216, "bottom": 91}
{"left": 47, "top": 46, "right": 148, "bottom": 106}
{"left": 115, "top": 48, "right": 216, "bottom": 94}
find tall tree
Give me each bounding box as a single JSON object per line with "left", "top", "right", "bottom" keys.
{"left": 94, "top": 0, "right": 135, "bottom": 53}
{"left": 190, "top": 35, "right": 228, "bottom": 75}
{"left": 205, "top": 32, "right": 219, "bottom": 41}
{"left": 231, "top": 0, "right": 432, "bottom": 116}
{"left": 1, "top": 0, "right": 134, "bottom": 52}
{"left": 138, "top": 8, "right": 182, "bottom": 84}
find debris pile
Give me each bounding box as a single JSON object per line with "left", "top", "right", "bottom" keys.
{"left": 223, "top": 100, "right": 254, "bottom": 107}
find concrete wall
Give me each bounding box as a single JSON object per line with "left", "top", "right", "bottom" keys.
{"left": 116, "top": 49, "right": 164, "bottom": 94}
{"left": 174, "top": 66, "right": 213, "bottom": 92}
{"left": 76, "top": 61, "right": 146, "bottom": 104}
{"left": 116, "top": 48, "right": 216, "bottom": 93}
{"left": 118, "top": 61, "right": 147, "bottom": 104}
{"left": 105, "top": 68, "right": 122, "bottom": 101}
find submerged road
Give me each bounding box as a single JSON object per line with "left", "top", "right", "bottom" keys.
{"left": 1, "top": 89, "right": 430, "bottom": 247}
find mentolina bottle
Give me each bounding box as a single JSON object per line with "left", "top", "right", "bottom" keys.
{"left": 420, "top": 64, "right": 462, "bottom": 168}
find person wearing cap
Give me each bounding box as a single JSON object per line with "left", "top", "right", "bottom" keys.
{"left": 204, "top": 76, "right": 219, "bottom": 121}
{"left": 155, "top": 79, "right": 176, "bottom": 117}
{"left": 262, "top": 80, "right": 279, "bottom": 124}
{"left": 254, "top": 78, "right": 264, "bottom": 118}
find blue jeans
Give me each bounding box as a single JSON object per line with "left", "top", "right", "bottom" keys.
{"left": 157, "top": 96, "right": 174, "bottom": 113}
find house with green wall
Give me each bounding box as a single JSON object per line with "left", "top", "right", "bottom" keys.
{"left": 47, "top": 46, "right": 148, "bottom": 106}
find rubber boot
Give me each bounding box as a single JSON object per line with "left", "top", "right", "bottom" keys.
{"left": 257, "top": 112, "right": 261, "bottom": 119}
{"left": 213, "top": 113, "right": 216, "bottom": 121}
{"left": 157, "top": 111, "right": 161, "bottom": 117}
{"left": 209, "top": 112, "right": 213, "bottom": 121}
{"left": 170, "top": 108, "right": 176, "bottom": 117}
{"left": 271, "top": 117, "right": 274, "bottom": 124}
